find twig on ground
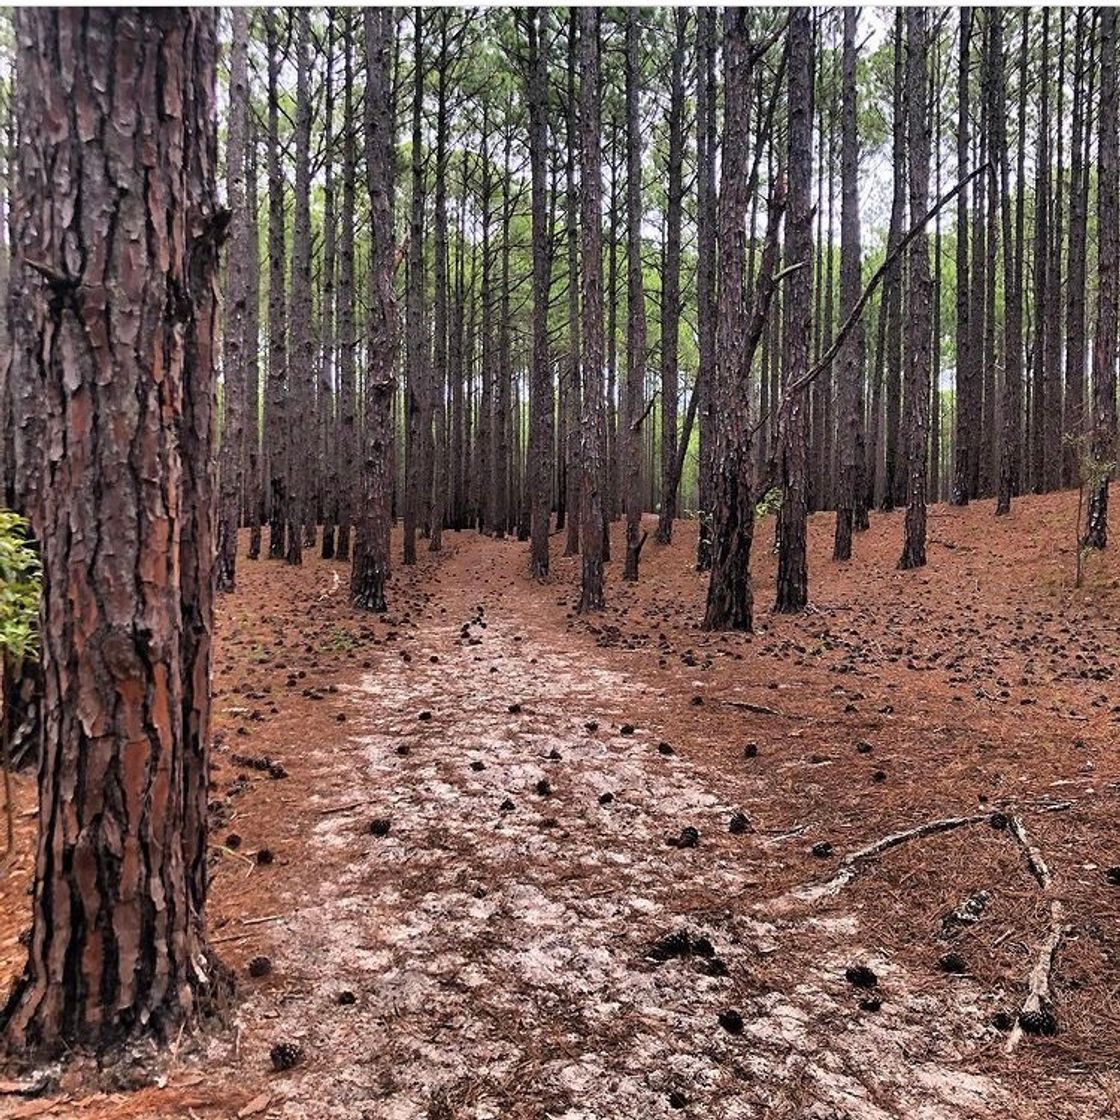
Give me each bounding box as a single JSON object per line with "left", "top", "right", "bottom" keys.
{"left": 1005, "top": 899, "right": 1065, "bottom": 1054}
{"left": 722, "top": 699, "right": 801, "bottom": 719}
{"left": 1008, "top": 815, "right": 1052, "bottom": 888}
{"left": 764, "top": 813, "right": 989, "bottom": 909}
{"left": 317, "top": 800, "right": 364, "bottom": 816}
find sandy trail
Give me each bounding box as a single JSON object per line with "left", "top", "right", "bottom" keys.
{"left": 224, "top": 539, "right": 1007, "bottom": 1120}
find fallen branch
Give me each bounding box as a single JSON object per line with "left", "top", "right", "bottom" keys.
{"left": 764, "top": 813, "right": 989, "bottom": 909}
{"left": 317, "top": 800, "right": 364, "bottom": 816}
{"left": 1005, "top": 899, "right": 1065, "bottom": 1054}
{"left": 722, "top": 699, "right": 798, "bottom": 719}
{"left": 1007, "top": 815, "right": 1052, "bottom": 888}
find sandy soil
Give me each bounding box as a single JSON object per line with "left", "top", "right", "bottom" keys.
{"left": 1, "top": 491, "right": 1118, "bottom": 1119}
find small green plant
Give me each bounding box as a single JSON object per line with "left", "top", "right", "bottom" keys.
{"left": 0, "top": 509, "right": 41, "bottom": 864}
{"left": 755, "top": 487, "right": 783, "bottom": 518}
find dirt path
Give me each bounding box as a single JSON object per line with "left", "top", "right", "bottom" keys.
{"left": 206, "top": 537, "right": 1010, "bottom": 1120}
{"left": 4, "top": 499, "right": 1117, "bottom": 1120}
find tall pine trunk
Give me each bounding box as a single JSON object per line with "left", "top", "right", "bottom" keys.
{"left": 3, "top": 8, "right": 227, "bottom": 1056}
{"left": 899, "top": 8, "right": 932, "bottom": 570}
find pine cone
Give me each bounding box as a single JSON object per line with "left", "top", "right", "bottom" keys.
{"left": 270, "top": 1040, "right": 303, "bottom": 1071}
{"left": 1018, "top": 1007, "right": 1057, "bottom": 1036}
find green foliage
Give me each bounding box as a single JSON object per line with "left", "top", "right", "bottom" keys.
{"left": 755, "top": 487, "right": 783, "bottom": 518}
{"left": 0, "top": 510, "right": 41, "bottom": 669}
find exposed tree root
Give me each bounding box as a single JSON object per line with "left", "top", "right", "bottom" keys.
{"left": 1007, "top": 815, "right": 1052, "bottom": 888}
{"left": 1005, "top": 899, "right": 1065, "bottom": 1054}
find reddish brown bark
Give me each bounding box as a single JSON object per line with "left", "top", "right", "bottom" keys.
{"left": 3, "top": 8, "right": 227, "bottom": 1056}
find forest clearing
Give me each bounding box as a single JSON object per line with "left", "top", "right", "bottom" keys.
{"left": 1, "top": 5, "right": 1120, "bottom": 1120}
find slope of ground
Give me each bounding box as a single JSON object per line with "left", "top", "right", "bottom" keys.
{"left": 1, "top": 491, "right": 1117, "bottom": 1119}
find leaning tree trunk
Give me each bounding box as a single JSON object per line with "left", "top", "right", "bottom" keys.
{"left": 352, "top": 8, "right": 397, "bottom": 610}
{"left": 3, "top": 8, "right": 228, "bottom": 1057}
{"left": 1086, "top": 7, "right": 1118, "bottom": 549}
{"left": 217, "top": 8, "right": 250, "bottom": 592}
{"left": 899, "top": 8, "right": 933, "bottom": 570}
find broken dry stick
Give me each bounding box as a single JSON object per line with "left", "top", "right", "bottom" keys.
{"left": 1005, "top": 899, "right": 1065, "bottom": 1054}
{"left": 1007, "top": 815, "right": 1052, "bottom": 888}
{"left": 771, "top": 813, "right": 989, "bottom": 907}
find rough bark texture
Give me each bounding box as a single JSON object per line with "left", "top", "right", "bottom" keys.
{"left": 563, "top": 11, "right": 581, "bottom": 559}
{"left": 881, "top": 12, "right": 906, "bottom": 512}
{"left": 265, "top": 11, "right": 288, "bottom": 561}
{"left": 833, "top": 8, "right": 864, "bottom": 563}
{"left": 656, "top": 11, "right": 687, "bottom": 547}
{"left": 776, "top": 8, "right": 813, "bottom": 613}
{"left": 3, "top": 8, "right": 226, "bottom": 1057}
{"left": 995, "top": 10, "right": 1019, "bottom": 517}
{"left": 351, "top": 8, "right": 397, "bottom": 610}
{"left": 245, "top": 129, "right": 262, "bottom": 561}
{"left": 1064, "top": 9, "right": 1090, "bottom": 490}
{"left": 899, "top": 9, "right": 932, "bottom": 571}
{"left": 429, "top": 13, "right": 451, "bottom": 554}
{"left": 403, "top": 10, "right": 424, "bottom": 566}
{"left": 320, "top": 16, "right": 338, "bottom": 561}
{"left": 950, "top": 9, "right": 972, "bottom": 507}
{"left": 335, "top": 14, "right": 357, "bottom": 563}
{"left": 1086, "top": 8, "right": 1118, "bottom": 549}
{"left": 217, "top": 8, "right": 249, "bottom": 592}
{"left": 527, "top": 11, "right": 553, "bottom": 582}
{"left": 577, "top": 8, "right": 606, "bottom": 613}
{"left": 703, "top": 12, "right": 757, "bottom": 632}
{"left": 623, "top": 11, "right": 647, "bottom": 583}
{"left": 286, "top": 10, "right": 313, "bottom": 566}
{"left": 695, "top": 8, "right": 717, "bottom": 569}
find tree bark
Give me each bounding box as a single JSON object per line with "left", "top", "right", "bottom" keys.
{"left": 704, "top": 12, "right": 784, "bottom": 632}
{"left": 336, "top": 13, "right": 358, "bottom": 562}
{"left": 695, "top": 8, "right": 717, "bottom": 569}
{"left": 656, "top": 11, "right": 687, "bottom": 546}
{"left": 1086, "top": 8, "right": 1118, "bottom": 548}
{"left": 623, "top": 11, "right": 648, "bottom": 582}
{"left": 3, "top": 8, "right": 227, "bottom": 1056}
{"left": 217, "top": 9, "right": 250, "bottom": 591}
{"left": 526, "top": 10, "right": 553, "bottom": 581}
{"left": 320, "top": 14, "right": 338, "bottom": 561}
{"left": 265, "top": 11, "right": 288, "bottom": 560}
{"left": 577, "top": 8, "right": 607, "bottom": 613}
{"left": 881, "top": 11, "right": 906, "bottom": 512}
{"left": 899, "top": 8, "right": 933, "bottom": 570}
{"left": 776, "top": 7, "right": 813, "bottom": 613}
{"left": 563, "top": 11, "right": 581, "bottom": 558}
{"left": 833, "top": 8, "right": 865, "bottom": 562}
{"left": 351, "top": 8, "right": 397, "bottom": 609}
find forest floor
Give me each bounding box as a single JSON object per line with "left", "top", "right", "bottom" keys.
{"left": 2, "top": 491, "right": 1120, "bottom": 1120}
